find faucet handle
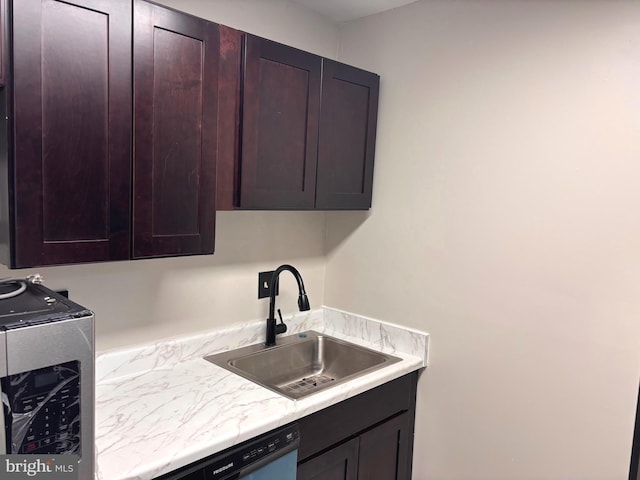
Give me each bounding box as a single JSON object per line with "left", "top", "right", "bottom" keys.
{"left": 275, "top": 309, "right": 287, "bottom": 335}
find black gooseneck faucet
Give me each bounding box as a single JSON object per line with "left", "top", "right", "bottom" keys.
{"left": 266, "top": 264, "right": 310, "bottom": 347}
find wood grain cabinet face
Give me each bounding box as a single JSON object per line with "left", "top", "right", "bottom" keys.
{"left": 240, "top": 34, "right": 321, "bottom": 209}
{"left": 316, "top": 60, "right": 379, "bottom": 210}
{"left": 9, "top": 0, "right": 132, "bottom": 267}
{"left": 229, "top": 35, "right": 380, "bottom": 210}
{"left": 356, "top": 412, "right": 412, "bottom": 480}
{"left": 297, "top": 373, "right": 417, "bottom": 480}
{"left": 297, "top": 438, "right": 359, "bottom": 480}
{"left": 215, "top": 25, "right": 242, "bottom": 211}
{"left": 298, "top": 413, "right": 412, "bottom": 480}
{"left": 0, "top": 0, "right": 6, "bottom": 87}
{"left": 133, "top": 0, "right": 218, "bottom": 258}
{"left": 2, "top": 0, "right": 220, "bottom": 267}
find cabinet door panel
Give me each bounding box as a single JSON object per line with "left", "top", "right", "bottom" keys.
{"left": 315, "top": 60, "right": 379, "bottom": 210}
{"left": 357, "top": 413, "right": 411, "bottom": 480}
{"left": 216, "top": 25, "right": 242, "bottom": 211}
{"left": 12, "top": 0, "right": 131, "bottom": 267}
{"left": 240, "top": 34, "right": 320, "bottom": 209}
{"left": 298, "top": 438, "right": 359, "bottom": 480}
{"left": 133, "top": 0, "right": 218, "bottom": 258}
{"left": 297, "top": 374, "right": 416, "bottom": 462}
{"left": 0, "top": 0, "right": 6, "bottom": 87}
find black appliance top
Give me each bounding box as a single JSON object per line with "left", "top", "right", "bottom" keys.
{"left": 0, "top": 279, "right": 92, "bottom": 330}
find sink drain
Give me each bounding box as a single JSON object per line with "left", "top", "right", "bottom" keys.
{"left": 282, "top": 374, "right": 335, "bottom": 395}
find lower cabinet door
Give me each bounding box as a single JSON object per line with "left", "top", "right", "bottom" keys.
{"left": 297, "top": 438, "right": 359, "bottom": 480}
{"left": 357, "top": 412, "right": 412, "bottom": 480}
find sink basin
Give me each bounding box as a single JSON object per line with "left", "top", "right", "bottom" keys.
{"left": 204, "top": 331, "right": 401, "bottom": 400}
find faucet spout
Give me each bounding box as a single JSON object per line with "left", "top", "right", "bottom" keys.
{"left": 266, "top": 265, "right": 310, "bottom": 347}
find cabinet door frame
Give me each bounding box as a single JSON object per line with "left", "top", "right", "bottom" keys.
{"left": 297, "top": 438, "right": 359, "bottom": 480}
{"left": 357, "top": 412, "right": 412, "bottom": 480}
{"left": 0, "top": 0, "right": 6, "bottom": 87}
{"left": 215, "top": 25, "right": 242, "bottom": 211}
{"left": 10, "top": 0, "right": 132, "bottom": 267}
{"left": 240, "top": 34, "right": 321, "bottom": 209}
{"left": 133, "top": 0, "right": 218, "bottom": 258}
{"left": 315, "top": 59, "right": 379, "bottom": 210}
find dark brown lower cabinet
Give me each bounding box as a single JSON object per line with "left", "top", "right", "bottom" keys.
{"left": 297, "top": 438, "right": 359, "bottom": 480}
{"left": 629, "top": 384, "right": 640, "bottom": 480}
{"left": 297, "top": 372, "right": 418, "bottom": 480}
{"left": 298, "top": 413, "right": 412, "bottom": 480}
{"left": 357, "top": 413, "right": 412, "bottom": 480}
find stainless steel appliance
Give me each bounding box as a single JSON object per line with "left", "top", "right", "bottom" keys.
{"left": 0, "top": 277, "right": 94, "bottom": 478}
{"left": 157, "top": 424, "right": 299, "bottom": 480}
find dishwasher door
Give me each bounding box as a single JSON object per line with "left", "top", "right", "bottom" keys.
{"left": 158, "top": 424, "right": 299, "bottom": 480}
{"left": 238, "top": 449, "right": 297, "bottom": 480}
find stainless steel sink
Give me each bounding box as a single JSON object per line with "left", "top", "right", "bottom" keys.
{"left": 204, "top": 331, "right": 401, "bottom": 400}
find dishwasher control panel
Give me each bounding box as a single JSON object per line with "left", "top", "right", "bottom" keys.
{"left": 158, "top": 424, "right": 300, "bottom": 480}
{"left": 206, "top": 424, "right": 299, "bottom": 479}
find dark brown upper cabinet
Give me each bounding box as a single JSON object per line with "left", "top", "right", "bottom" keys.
{"left": 133, "top": 0, "right": 218, "bottom": 258}
{"left": 216, "top": 25, "right": 243, "bottom": 212}
{"left": 4, "top": 0, "right": 133, "bottom": 268}
{"left": 219, "top": 34, "right": 380, "bottom": 211}
{"left": 316, "top": 60, "right": 379, "bottom": 210}
{"left": 0, "top": 0, "right": 219, "bottom": 268}
{"left": 0, "top": 0, "right": 6, "bottom": 88}
{"left": 240, "top": 34, "right": 321, "bottom": 209}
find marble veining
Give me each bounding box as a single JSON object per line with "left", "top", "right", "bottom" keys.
{"left": 95, "top": 307, "right": 429, "bottom": 480}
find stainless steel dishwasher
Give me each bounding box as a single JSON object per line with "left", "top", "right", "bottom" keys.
{"left": 156, "top": 424, "right": 299, "bottom": 480}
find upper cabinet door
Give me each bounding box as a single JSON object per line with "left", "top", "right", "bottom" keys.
{"left": 133, "top": 0, "right": 218, "bottom": 258}
{"left": 240, "top": 34, "right": 321, "bottom": 209}
{"left": 315, "top": 60, "right": 380, "bottom": 210}
{"left": 0, "top": 0, "right": 6, "bottom": 87}
{"left": 11, "top": 0, "right": 132, "bottom": 268}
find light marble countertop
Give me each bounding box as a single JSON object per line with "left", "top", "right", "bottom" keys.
{"left": 95, "top": 307, "right": 429, "bottom": 480}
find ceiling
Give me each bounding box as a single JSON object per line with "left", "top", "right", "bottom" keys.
{"left": 290, "top": 0, "right": 418, "bottom": 22}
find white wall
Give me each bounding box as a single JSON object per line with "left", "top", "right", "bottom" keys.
{"left": 1, "top": 212, "right": 328, "bottom": 351}
{"left": 328, "top": 1, "right": 640, "bottom": 478}
{"left": 0, "top": 1, "right": 338, "bottom": 352}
